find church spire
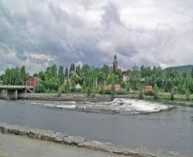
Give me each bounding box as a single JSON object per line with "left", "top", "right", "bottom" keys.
{"left": 114, "top": 54, "right": 117, "bottom": 60}
{"left": 113, "top": 54, "right": 118, "bottom": 72}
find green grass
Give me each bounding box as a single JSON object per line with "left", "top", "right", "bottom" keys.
{"left": 127, "top": 91, "right": 193, "bottom": 102}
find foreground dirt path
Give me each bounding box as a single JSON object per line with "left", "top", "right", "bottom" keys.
{"left": 0, "top": 133, "right": 125, "bottom": 157}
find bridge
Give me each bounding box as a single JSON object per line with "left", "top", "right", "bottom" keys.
{"left": 0, "top": 85, "right": 34, "bottom": 100}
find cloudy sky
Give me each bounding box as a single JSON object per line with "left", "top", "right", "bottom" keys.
{"left": 0, "top": 0, "right": 193, "bottom": 73}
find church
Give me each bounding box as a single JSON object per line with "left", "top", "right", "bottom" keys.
{"left": 112, "top": 54, "right": 129, "bottom": 81}
{"left": 113, "top": 54, "right": 118, "bottom": 72}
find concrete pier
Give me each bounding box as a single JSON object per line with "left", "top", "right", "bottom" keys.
{"left": 0, "top": 85, "right": 34, "bottom": 100}
{"left": 7, "top": 90, "right": 18, "bottom": 100}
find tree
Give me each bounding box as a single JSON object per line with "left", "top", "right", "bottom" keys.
{"left": 20, "top": 66, "right": 27, "bottom": 85}
{"left": 70, "top": 63, "right": 75, "bottom": 72}
{"left": 185, "top": 88, "right": 191, "bottom": 100}
{"left": 58, "top": 66, "right": 64, "bottom": 85}
{"left": 44, "top": 67, "right": 52, "bottom": 81}
{"left": 138, "top": 86, "right": 144, "bottom": 99}
{"left": 110, "top": 83, "right": 116, "bottom": 100}
{"left": 170, "top": 87, "right": 177, "bottom": 101}
{"left": 35, "top": 83, "right": 46, "bottom": 93}
{"left": 76, "top": 65, "right": 81, "bottom": 75}
{"left": 106, "top": 73, "right": 119, "bottom": 84}
{"left": 51, "top": 64, "right": 57, "bottom": 79}
{"left": 153, "top": 84, "right": 159, "bottom": 100}
{"left": 126, "top": 81, "right": 130, "bottom": 92}
{"left": 191, "top": 68, "right": 193, "bottom": 79}
{"left": 64, "top": 67, "right": 69, "bottom": 78}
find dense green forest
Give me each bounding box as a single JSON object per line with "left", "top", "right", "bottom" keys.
{"left": 165, "top": 65, "right": 193, "bottom": 74}
{"left": 1, "top": 64, "right": 193, "bottom": 100}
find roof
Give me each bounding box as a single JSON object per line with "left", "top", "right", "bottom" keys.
{"left": 145, "top": 85, "right": 153, "bottom": 91}
{"left": 75, "top": 83, "right": 82, "bottom": 89}
{"left": 123, "top": 71, "right": 129, "bottom": 76}
{"left": 26, "top": 76, "right": 41, "bottom": 82}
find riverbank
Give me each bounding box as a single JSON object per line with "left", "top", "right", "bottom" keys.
{"left": 0, "top": 123, "right": 149, "bottom": 157}
{"left": 16, "top": 93, "right": 193, "bottom": 107}
{"left": 0, "top": 123, "right": 185, "bottom": 157}
{"left": 18, "top": 93, "right": 112, "bottom": 102}
{"left": 0, "top": 133, "right": 124, "bottom": 157}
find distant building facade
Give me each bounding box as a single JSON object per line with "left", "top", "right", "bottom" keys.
{"left": 26, "top": 76, "right": 38, "bottom": 87}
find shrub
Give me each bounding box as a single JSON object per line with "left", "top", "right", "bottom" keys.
{"left": 185, "top": 88, "right": 191, "bottom": 100}
{"left": 144, "top": 90, "right": 154, "bottom": 96}
{"left": 153, "top": 84, "right": 159, "bottom": 100}
{"left": 35, "top": 83, "right": 46, "bottom": 93}
{"left": 104, "top": 90, "right": 112, "bottom": 94}
{"left": 170, "top": 87, "right": 177, "bottom": 101}
{"left": 75, "top": 88, "right": 82, "bottom": 93}
{"left": 98, "top": 87, "right": 105, "bottom": 94}
{"left": 138, "top": 87, "right": 144, "bottom": 99}
{"left": 116, "top": 89, "right": 127, "bottom": 95}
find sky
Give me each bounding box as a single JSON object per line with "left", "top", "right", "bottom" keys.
{"left": 0, "top": 0, "right": 193, "bottom": 73}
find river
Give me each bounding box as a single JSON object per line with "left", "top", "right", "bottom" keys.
{"left": 0, "top": 100, "right": 192, "bottom": 156}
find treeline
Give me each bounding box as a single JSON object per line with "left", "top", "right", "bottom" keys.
{"left": 33, "top": 64, "right": 123, "bottom": 94}
{"left": 1, "top": 64, "right": 193, "bottom": 99}
{"left": 130, "top": 66, "right": 193, "bottom": 93}
{"left": 0, "top": 66, "right": 28, "bottom": 85}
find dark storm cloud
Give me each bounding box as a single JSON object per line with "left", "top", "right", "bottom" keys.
{"left": 101, "top": 2, "right": 121, "bottom": 25}
{"left": 0, "top": 0, "right": 193, "bottom": 73}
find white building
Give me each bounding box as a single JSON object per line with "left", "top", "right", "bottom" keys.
{"left": 123, "top": 71, "right": 129, "bottom": 82}
{"left": 75, "top": 83, "right": 82, "bottom": 90}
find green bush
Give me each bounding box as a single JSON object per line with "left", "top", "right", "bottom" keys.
{"left": 104, "top": 90, "right": 112, "bottom": 94}
{"left": 138, "top": 87, "right": 144, "bottom": 99}
{"left": 116, "top": 89, "right": 127, "bottom": 95}
{"left": 153, "top": 84, "right": 159, "bottom": 100}
{"left": 35, "top": 83, "right": 46, "bottom": 93}
{"left": 185, "top": 88, "right": 191, "bottom": 100}
{"left": 98, "top": 87, "right": 106, "bottom": 94}
{"left": 75, "top": 88, "right": 82, "bottom": 93}
{"left": 170, "top": 87, "right": 177, "bottom": 101}
{"left": 144, "top": 90, "right": 154, "bottom": 96}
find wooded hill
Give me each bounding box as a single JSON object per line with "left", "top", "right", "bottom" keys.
{"left": 165, "top": 65, "right": 193, "bottom": 74}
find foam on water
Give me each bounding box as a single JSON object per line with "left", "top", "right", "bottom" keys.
{"left": 30, "top": 98, "right": 172, "bottom": 114}
{"left": 43, "top": 104, "right": 76, "bottom": 109}
{"left": 111, "top": 98, "right": 171, "bottom": 113}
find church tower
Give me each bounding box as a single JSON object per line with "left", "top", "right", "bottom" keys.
{"left": 113, "top": 54, "right": 118, "bottom": 72}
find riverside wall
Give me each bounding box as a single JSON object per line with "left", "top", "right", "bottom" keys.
{"left": 0, "top": 123, "right": 150, "bottom": 157}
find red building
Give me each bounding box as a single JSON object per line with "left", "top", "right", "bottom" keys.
{"left": 26, "top": 76, "right": 38, "bottom": 87}
{"left": 144, "top": 85, "right": 153, "bottom": 91}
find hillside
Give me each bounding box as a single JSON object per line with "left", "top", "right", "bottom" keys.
{"left": 165, "top": 65, "right": 193, "bottom": 74}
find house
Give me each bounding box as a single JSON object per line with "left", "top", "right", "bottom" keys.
{"left": 123, "top": 71, "right": 129, "bottom": 82}
{"left": 144, "top": 85, "right": 153, "bottom": 91}
{"left": 106, "top": 84, "right": 121, "bottom": 91}
{"left": 75, "top": 83, "right": 82, "bottom": 90}
{"left": 26, "top": 76, "right": 38, "bottom": 87}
